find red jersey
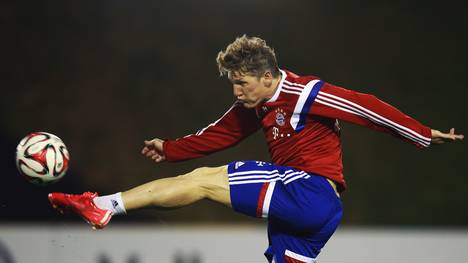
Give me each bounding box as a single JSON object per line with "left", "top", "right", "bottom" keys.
{"left": 163, "top": 69, "right": 432, "bottom": 191}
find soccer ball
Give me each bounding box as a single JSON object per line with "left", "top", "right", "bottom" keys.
{"left": 16, "top": 132, "right": 70, "bottom": 185}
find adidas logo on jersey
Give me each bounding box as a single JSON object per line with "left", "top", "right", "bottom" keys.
{"left": 235, "top": 161, "right": 245, "bottom": 169}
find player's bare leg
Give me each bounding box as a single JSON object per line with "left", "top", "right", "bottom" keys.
{"left": 48, "top": 165, "right": 231, "bottom": 228}
{"left": 122, "top": 165, "right": 231, "bottom": 210}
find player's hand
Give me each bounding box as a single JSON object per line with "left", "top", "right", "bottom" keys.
{"left": 141, "top": 138, "right": 166, "bottom": 163}
{"left": 431, "top": 128, "right": 464, "bottom": 144}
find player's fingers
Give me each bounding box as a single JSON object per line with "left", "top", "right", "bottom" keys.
{"left": 141, "top": 146, "right": 149, "bottom": 155}
{"left": 144, "top": 140, "right": 155, "bottom": 147}
{"left": 146, "top": 150, "right": 156, "bottom": 158}
{"left": 443, "top": 133, "right": 454, "bottom": 140}
{"left": 445, "top": 132, "right": 460, "bottom": 141}
{"left": 434, "top": 129, "right": 464, "bottom": 143}
{"left": 450, "top": 128, "right": 464, "bottom": 140}
{"left": 155, "top": 155, "right": 165, "bottom": 163}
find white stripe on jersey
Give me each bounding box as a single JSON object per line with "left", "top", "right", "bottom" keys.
{"left": 281, "top": 89, "right": 302, "bottom": 96}
{"left": 284, "top": 79, "right": 307, "bottom": 88}
{"left": 282, "top": 84, "right": 303, "bottom": 92}
{"left": 317, "top": 92, "right": 431, "bottom": 146}
{"left": 195, "top": 103, "right": 237, "bottom": 136}
{"left": 290, "top": 80, "right": 322, "bottom": 130}
{"left": 316, "top": 91, "right": 431, "bottom": 147}
{"left": 315, "top": 95, "right": 429, "bottom": 147}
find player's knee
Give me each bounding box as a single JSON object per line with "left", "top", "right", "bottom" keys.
{"left": 190, "top": 166, "right": 213, "bottom": 176}
{"left": 184, "top": 166, "right": 225, "bottom": 180}
{"left": 181, "top": 166, "right": 212, "bottom": 181}
{"left": 177, "top": 167, "right": 215, "bottom": 188}
{"left": 181, "top": 166, "right": 228, "bottom": 198}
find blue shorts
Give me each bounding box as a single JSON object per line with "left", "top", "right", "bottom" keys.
{"left": 228, "top": 161, "right": 343, "bottom": 263}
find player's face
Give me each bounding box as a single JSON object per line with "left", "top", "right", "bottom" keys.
{"left": 229, "top": 71, "right": 274, "bottom": 108}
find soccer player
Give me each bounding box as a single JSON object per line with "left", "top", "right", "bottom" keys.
{"left": 49, "top": 35, "right": 463, "bottom": 263}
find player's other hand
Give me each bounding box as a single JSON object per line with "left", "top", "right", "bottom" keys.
{"left": 431, "top": 128, "right": 464, "bottom": 144}
{"left": 141, "top": 138, "right": 166, "bottom": 163}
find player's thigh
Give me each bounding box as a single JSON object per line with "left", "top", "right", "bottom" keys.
{"left": 182, "top": 165, "right": 231, "bottom": 207}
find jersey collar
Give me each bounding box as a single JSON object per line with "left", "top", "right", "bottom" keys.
{"left": 265, "top": 69, "right": 286, "bottom": 103}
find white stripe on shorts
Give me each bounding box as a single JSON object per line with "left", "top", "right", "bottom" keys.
{"left": 261, "top": 182, "right": 276, "bottom": 218}
{"left": 229, "top": 170, "right": 307, "bottom": 185}
{"left": 285, "top": 249, "right": 316, "bottom": 263}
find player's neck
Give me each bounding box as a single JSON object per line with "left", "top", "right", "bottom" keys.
{"left": 265, "top": 75, "right": 281, "bottom": 100}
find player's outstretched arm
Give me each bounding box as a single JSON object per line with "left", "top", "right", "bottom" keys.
{"left": 431, "top": 128, "right": 464, "bottom": 144}
{"left": 148, "top": 103, "right": 261, "bottom": 163}
{"left": 141, "top": 138, "right": 166, "bottom": 163}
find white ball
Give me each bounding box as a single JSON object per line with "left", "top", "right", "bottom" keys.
{"left": 16, "top": 132, "right": 70, "bottom": 185}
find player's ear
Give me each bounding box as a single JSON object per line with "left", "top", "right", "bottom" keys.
{"left": 263, "top": 71, "right": 273, "bottom": 87}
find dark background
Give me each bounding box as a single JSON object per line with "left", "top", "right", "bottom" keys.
{"left": 0, "top": 0, "right": 466, "bottom": 225}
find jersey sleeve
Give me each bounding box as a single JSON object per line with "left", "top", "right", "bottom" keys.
{"left": 310, "top": 82, "right": 432, "bottom": 148}
{"left": 163, "top": 102, "right": 262, "bottom": 161}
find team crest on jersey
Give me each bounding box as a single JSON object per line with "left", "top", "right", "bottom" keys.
{"left": 275, "top": 108, "right": 287, "bottom": 126}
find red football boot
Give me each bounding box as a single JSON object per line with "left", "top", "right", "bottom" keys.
{"left": 48, "top": 192, "right": 112, "bottom": 229}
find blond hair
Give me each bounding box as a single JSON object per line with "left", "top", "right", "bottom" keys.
{"left": 216, "top": 35, "right": 279, "bottom": 78}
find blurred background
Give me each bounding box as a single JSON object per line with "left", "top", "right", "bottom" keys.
{"left": 1, "top": 1, "right": 468, "bottom": 262}
{"left": 1, "top": 0, "right": 467, "bottom": 230}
